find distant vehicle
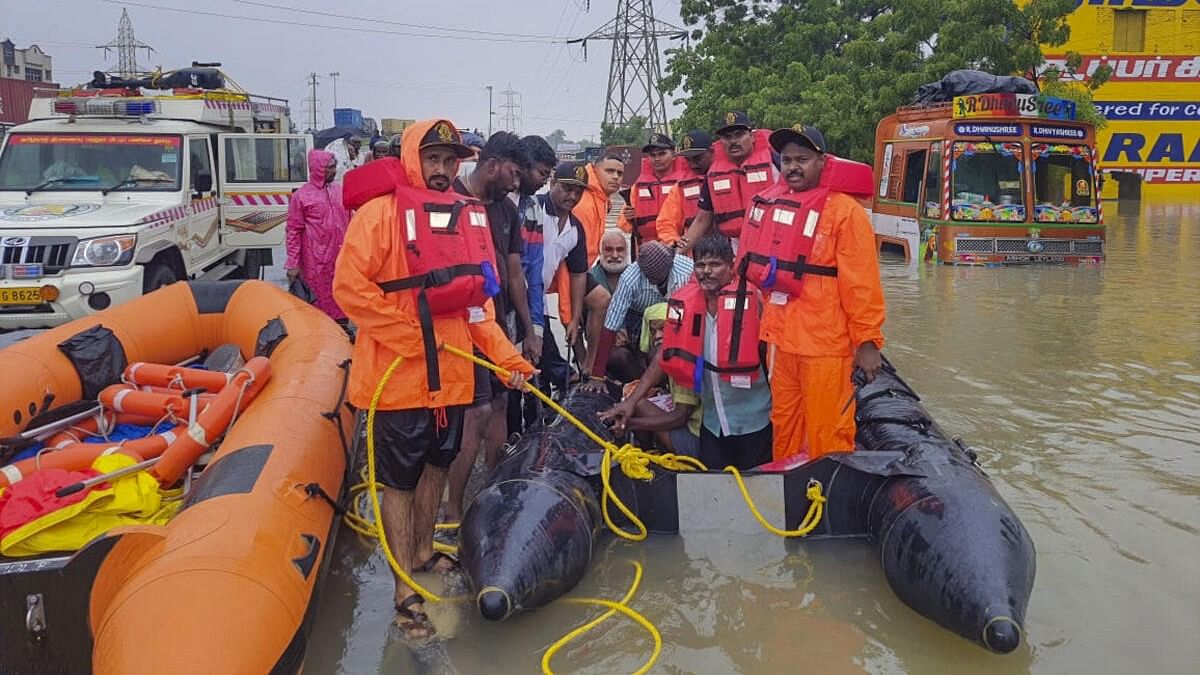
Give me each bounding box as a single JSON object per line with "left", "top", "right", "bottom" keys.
{"left": 0, "top": 66, "right": 312, "bottom": 328}
{"left": 871, "top": 93, "right": 1104, "bottom": 264}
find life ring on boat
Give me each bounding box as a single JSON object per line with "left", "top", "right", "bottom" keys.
{"left": 0, "top": 424, "right": 186, "bottom": 488}
{"left": 152, "top": 356, "right": 272, "bottom": 484}
{"left": 43, "top": 411, "right": 163, "bottom": 450}
{"left": 98, "top": 385, "right": 194, "bottom": 419}
{"left": 123, "top": 362, "right": 233, "bottom": 393}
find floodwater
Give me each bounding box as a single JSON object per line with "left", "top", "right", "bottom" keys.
{"left": 303, "top": 201, "right": 1200, "bottom": 674}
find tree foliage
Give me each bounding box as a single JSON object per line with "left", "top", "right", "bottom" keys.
{"left": 1039, "top": 52, "right": 1114, "bottom": 129}
{"left": 601, "top": 115, "right": 650, "bottom": 146}
{"left": 663, "top": 0, "right": 1084, "bottom": 162}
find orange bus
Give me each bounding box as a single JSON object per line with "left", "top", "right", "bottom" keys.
{"left": 870, "top": 93, "right": 1104, "bottom": 264}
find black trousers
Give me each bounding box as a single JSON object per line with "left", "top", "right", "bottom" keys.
{"left": 698, "top": 423, "right": 773, "bottom": 471}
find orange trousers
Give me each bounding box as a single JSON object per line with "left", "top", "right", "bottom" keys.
{"left": 768, "top": 350, "right": 856, "bottom": 461}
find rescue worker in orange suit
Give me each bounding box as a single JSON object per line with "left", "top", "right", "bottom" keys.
{"left": 617, "top": 133, "right": 702, "bottom": 247}
{"left": 574, "top": 154, "right": 625, "bottom": 263}
{"left": 333, "top": 119, "right": 535, "bottom": 640}
{"left": 679, "top": 111, "right": 778, "bottom": 252}
{"left": 745, "top": 125, "right": 885, "bottom": 461}
{"left": 656, "top": 130, "right": 716, "bottom": 248}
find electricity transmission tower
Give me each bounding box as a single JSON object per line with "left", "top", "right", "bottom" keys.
{"left": 570, "top": 0, "right": 686, "bottom": 134}
{"left": 96, "top": 8, "right": 155, "bottom": 78}
{"left": 499, "top": 85, "right": 522, "bottom": 134}
{"left": 302, "top": 72, "right": 322, "bottom": 132}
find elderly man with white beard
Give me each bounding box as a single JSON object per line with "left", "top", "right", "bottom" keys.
{"left": 580, "top": 231, "right": 630, "bottom": 374}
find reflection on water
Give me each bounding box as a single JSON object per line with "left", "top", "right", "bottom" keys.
{"left": 305, "top": 202, "right": 1200, "bottom": 674}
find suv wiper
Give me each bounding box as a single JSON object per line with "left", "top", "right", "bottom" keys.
{"left": 24, "top": 177, "right": 90, "bottom": 196}
{"left": 102, "top": 176, "right": 174, "bottom": 195}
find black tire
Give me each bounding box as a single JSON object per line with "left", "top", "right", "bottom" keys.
{"left": 142, "top": 262, "right": 178, "bottom": 293}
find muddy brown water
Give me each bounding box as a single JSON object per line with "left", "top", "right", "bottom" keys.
{"left": 303, "top": 201, "right": 1200, "bottom": 674}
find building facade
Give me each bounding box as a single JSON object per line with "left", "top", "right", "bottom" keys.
{"left": 1, "top": 40, "right": 53, "bottom": 83}
{"left": 1043, "top": 0, "right": 1200, "bottom": 200}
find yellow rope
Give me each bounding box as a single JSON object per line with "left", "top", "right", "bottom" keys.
{"left": 541, "top": 561, "right": 662, "bottom": 675}
{"left": 439, "top": 344, "right": 827, "bottom": 540}
{"left": 365, "top": 354, "right": 443, "bottom": 602}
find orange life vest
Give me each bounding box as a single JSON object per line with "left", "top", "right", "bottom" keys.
{"left": 737, "top": 155, "right": 875, "bottom": 299}
{"left": 631, "top": 156, "right": 703, "bottom": 242}
{"left": 344, "top": 157, "right": 500, "bottom": 390}
{"left": 706, "top": 129, "right": 775, "bottom": 238}
{"left": 660, "top": 279, "right": 762, "bottom": 393}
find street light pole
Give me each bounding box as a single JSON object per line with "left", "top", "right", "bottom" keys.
{"left": 486, "top": 85, "right": 494, "bottom": 137}
{"left": 329, "top": 71, "right": 340, "bottom": 120}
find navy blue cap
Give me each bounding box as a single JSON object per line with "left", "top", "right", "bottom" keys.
{"left": 641, "top": 132, "right": 675, "bottom": 153}
{"left": 769, "top": 124, "right": 826, "bottom": 154}
{"left": 678, "top": 130, "right": 713, "bottom": 156}
{"left": 715, "top": 111, "right": 753, "bottom": 135}
{"left": 554, "top": 161, "right": 589, "bottom": 188}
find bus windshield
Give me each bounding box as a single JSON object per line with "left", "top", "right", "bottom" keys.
{"left": 1031, "top": 144, "right": 1099, "bottom": 224}
{"left": 949, "top": 141, "right": 1025, "bottom": 222}
{"left": 0, "top": 134, "right": 182, "bottom": 192}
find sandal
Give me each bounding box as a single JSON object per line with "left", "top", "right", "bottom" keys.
{"left": 414, "top": 551, "right": 460, "bottom": 574}
{"left": 394, "top": 593, "right": 435, "bottom": 640}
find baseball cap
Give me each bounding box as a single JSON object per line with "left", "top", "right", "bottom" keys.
{"left": 554, "top": 160, "right": 590, "bottom": 188}
{"left": 769, "top": 124, "right": 826, "bottom": 154}
{"left": 419, "top": 120, "right": 475, "bottom": 159}
{"left": 678, "top": 130, "right": 713, "bottom": 157}
{"left": 641, "top": 132, "right": 675, "bottom": 153}
{"left": 715, "top": 111, "right": 753, "bottom": 135}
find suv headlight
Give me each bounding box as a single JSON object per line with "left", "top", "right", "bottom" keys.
{"left": 71, "top": 234, "right": 137, "bottom": 267}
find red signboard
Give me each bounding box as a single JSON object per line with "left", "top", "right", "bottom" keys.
{"left": 0, "top": 78, "right": 60, "bottom": 125}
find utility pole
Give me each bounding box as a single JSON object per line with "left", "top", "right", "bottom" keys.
{"left": 96, "top": 8, "right": 155, "bottom": 79}
{"left": 303, "top": 72, "right": 321, "bottom": 132}
{"left": 486, "top": 85, "right": 494, "bottom": 138}
{"left": 328, "top": 71, "right": 340, "bottom": 116}
{"left": 570, "top": 0, "right": 686, "bottom": 136}
{"left": 499, "top": 84, "right": 522, "bottom": 134}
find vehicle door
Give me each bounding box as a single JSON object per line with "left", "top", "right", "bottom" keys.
{"left": 184, "top": 136, "right": 222, "bottom": 267}
{"left": 216, "top": 133, "right": 311, "bottom": 248}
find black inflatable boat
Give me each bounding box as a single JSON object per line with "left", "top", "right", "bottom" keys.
{"left": 458, "top": 362, "right": 1036, "bottom": 654}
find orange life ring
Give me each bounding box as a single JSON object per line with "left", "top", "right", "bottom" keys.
{"left": 0, "top": 424, "right": 186, "bottom": 488}
{"left": 123, "top": 362, "right": 233, "bottom": 393}
{"left": 153, "top": 356, "right": 272, "bottom": 484}
{"left": 99, "top": 385, "right": 194, "bottom": 420}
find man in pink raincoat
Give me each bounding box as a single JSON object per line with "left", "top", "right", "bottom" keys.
{"left": 286, "top": 149, "right": 350, "bottom": 322}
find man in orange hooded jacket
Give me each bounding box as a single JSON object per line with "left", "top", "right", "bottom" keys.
{"left": 333, "top": 118, "right": 534, "bottom": 639}
{"left": 752, "top": 125, "right": 886, "bottom": 462}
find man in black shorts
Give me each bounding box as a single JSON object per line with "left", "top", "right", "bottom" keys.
{"left": 447, "top": 131, "right": 534, "bottom": 523}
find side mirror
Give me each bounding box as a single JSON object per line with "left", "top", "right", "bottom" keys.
{"left": 194, "top": 171, "right": 213, "bottom": 194}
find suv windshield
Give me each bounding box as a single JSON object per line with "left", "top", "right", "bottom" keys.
{"left": 1032, "top": 143, "right": 1099, "bottom": 224}
{"left": 949, "top": 141, "right": 1026, "bottom": 222}
{"left": 0, "top": 133, "right": 182, "bottom": 192}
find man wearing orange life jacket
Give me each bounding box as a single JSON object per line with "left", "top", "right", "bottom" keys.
{"left": 738, "top": 125, "right": 885, "bottom": 462}
{"left": 679, "top": 112, "right": 778, "bottom": 251}
{"left": 332, "top": 118, "right": 534, "bottom": 640}
{"left": 655, "top": 130, "right": 715, "bottom": 245}
{"left": 616, "top": 133, "right": 703, "bottom": 246}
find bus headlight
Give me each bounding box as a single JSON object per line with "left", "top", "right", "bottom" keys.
{"left": 71, "top": 234, "right": 137, "bottom": 267}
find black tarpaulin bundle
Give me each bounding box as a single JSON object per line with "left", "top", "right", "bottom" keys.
{"left": 913, "top": 69, "right": 1038, "bottom": 104}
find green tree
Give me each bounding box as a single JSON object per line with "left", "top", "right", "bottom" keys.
{"left": 1038, "top": 52, "right": 1114, "bottom": 129}
{"left": 600, "top": 115, "right": 650, "bottom": 146}
{"left": 545, "top": 129, "right": 569, "bottom": 148}
{"left": 663, "top": 0, "right": 1086, "bottom": 162}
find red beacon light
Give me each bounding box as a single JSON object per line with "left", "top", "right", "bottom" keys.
{"left": 53, "top": 100, "right": 80, "bottom": 114}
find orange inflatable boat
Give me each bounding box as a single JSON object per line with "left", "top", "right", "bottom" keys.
{"left": 0, "top": 280, "right": 352, "bottom": 674}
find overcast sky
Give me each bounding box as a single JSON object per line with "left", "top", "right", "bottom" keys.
{"left": 6, "top": 0, "right": 687, "bottom": 142}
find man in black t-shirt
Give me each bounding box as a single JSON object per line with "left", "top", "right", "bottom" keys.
{"left": 447, "top": 131, "right": 535, "bottom": 524}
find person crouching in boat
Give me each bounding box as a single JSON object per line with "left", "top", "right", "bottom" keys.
{"left": 738, "top": 125, "right": 886, "bottom": 462}
{"left": 333, "top": 118, "right": 535, "bottom": 640}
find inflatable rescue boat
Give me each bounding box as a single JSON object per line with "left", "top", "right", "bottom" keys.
{"left": 459, "top": 363, "right": 1036, "bottom": 654}
{"left": 0, "top": 280, "right": 352, "bottom": 673}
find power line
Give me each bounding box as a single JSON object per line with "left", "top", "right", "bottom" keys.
{"left": 302, "top": 72, "right": 321, "bottom": 132}
{"left": 98, "top": 0, "right": 564, "bottom": 44}
{"left": 223, "top": 0, "right": 568, "bottom": 40}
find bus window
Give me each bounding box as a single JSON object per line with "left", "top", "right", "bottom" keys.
{"left": 901, "top": 149, "right": 927, "bottom": 204}
{"left": 923, "top": 149, "right": 942, "bottom": 218}
{"left": 949, "top": 141, "right": 1025, "bottom": 222}
{"left": 1031, "top": 144, "right": 1099, "bottom": 224}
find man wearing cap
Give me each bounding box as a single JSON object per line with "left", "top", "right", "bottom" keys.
{"left": 448, "top": 131, "right": 536, "bottom": 526}
{"left": 656, "top": 130, "right": 716, "bottom": 248}
{"left": 617, "top": 133, "right": 696, "bottom": 246}
{"left": 747, "top": 125, "right": 885, "bottom": 461}
{"left": 679, "top": 111, "right": 777, "bottom": 251}
{"left": 588, "top": 240, "right": 694, "bottom": 382}
{"left": 333, "top": 118, "right": 535, "bottom": 639}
